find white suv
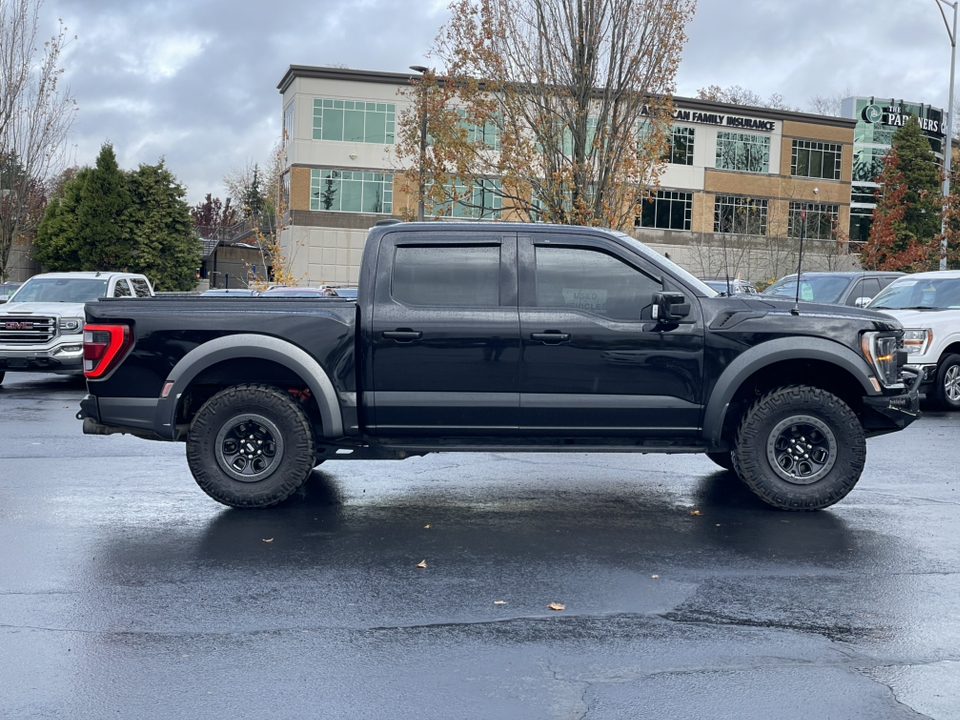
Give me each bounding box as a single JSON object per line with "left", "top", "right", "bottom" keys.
{"left": 868, "top": 270, "right": 960, "bottom": 410}
{"left": 0, "top": 271, "right": 153, "bottom": 385}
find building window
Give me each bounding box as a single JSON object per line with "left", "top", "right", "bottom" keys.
{"left": 312, "top": 99, "right": 396, "bottom": 144}
{"left": 637, "top": 190, "right": 692, "bottom": 230}
{"left": 429, "top": 178, "right": 502, "bottom": 219}
{"left": 715, "top": 131, "right": 770, "bottom": 173}
{"left": 788, "top": 202, "right": 839, "bottom": 239}
{"left": 283, "top": 102, "right": 295, "bottom": 146}
{"left": 310, "top": 169, "right": 393, "bottom": 214}
{"left": 453, "top": 108, "right": 500, "bottom": 150}
{"left": 714, "top": 196, "right": 768, "bottom": 235}
{"left": 668, "top": 126, "right": 694, "bottom": 165}
{"left": 792, "top": 140, "right": 842, "bottom": 180}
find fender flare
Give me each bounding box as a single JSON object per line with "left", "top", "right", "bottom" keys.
{"left": 153, "top": 334, "right": 344, "bottom": 439}
{"left": 702, "top": 336, "right": 877, "bottom": 448}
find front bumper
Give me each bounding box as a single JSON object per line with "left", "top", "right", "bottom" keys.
{"left": 861, "top": 367, "right": 923, "bottom": 436}
{"left": 0, "top": 343, "right": 85, "bottom": 373}
{"left": 904, "top": 363, "right": 937, "bottom": 390}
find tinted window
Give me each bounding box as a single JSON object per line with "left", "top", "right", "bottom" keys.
{"left": 131, "top": 278, "right": 151, "bottom": 297}
{"left": 763, "top": 275, "right": 851, "bottom": 303}
{"left": 392, "top": 245, "right": 500, "bottom": 307}
{"left": 534, "top": 246, "right": 661, "bottom": 322}
{"left": 12, "top": 278, "right": 109, "bottom": 303}
{"left": 113, "top": 280, "right": 132, "bottom": 297}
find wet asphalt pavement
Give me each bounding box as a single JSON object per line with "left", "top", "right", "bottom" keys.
{"left": 1, "top": 372, "right": 959, "bottom": 719}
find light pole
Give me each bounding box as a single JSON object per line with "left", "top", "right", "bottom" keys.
{"left": 409, "top": 65, "right": 429, "bottom": 222}
{"left": 935, "top": 0, "right": 958, "bottom": 270}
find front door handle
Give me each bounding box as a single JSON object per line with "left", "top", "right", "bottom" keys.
{"left": 382, "top": 329, "right": 423, "bottom": 343}
{"left": 530, "top": 331, "right": 570, "bottom": 345}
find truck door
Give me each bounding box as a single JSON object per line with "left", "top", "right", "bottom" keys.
{"left": 367, "top": 231, "right": 520, "bottom": 435}
{"left": 518, "top": 233, "right": 704, "bottom": 437}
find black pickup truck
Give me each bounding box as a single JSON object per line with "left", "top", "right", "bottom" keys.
{"left": 78, "top": 221, "right": 922, "bottom": 510}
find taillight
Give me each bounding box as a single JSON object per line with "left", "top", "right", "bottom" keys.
{"left": 83, "top": 324, "right": 133, "bottom": 379}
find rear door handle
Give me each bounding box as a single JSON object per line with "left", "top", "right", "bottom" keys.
{"left": 382, "top": 329, "right": 423, "bottom": 342}
{"left": 530, "top": 331, "right": 570, "bottom": 344}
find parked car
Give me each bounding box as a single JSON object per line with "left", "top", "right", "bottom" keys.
{"left": 699, "top": 277, "right": 757, "bottom": 295}
{"left": 868, "top": 270, "right": 960, "bottom": 410}
{"left": 762, "top": 271, "right": 903, "bottom": 307}
{"left": 79, "top": 221, "right": 920, "bottom": 512}
{"left": 0, "top": 282, "right": 22, "bottom": 303}
{"left": 0, "top": 271, "right": 153, "bottom": 385}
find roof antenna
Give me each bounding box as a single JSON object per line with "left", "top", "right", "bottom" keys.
{"left": 722, "top": 224, "right": 731, "bottom": 296}
{"left": 792, "top": 187, "right": 818, "bottom": 315}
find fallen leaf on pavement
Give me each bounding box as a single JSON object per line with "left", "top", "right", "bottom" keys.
{"left": 494, "top": 600, "right": 507, "bottom": 605}
{"left": 416, "top": 560, "right": 427, "bottom": 568}
{"left": 262, "top": 538, "right": 274, "bottom": 543}
{"left": 690, "top": 510, "right": 703, "bottom": 516}
{"left": 652, "top": 574, "right": 659, "bottom": 579}
{"left": 548, "top": 602, "right": 565, "bottom": 611}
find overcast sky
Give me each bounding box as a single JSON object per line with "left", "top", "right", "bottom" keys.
{"left": 41, "top": 0, "right": 960, "bottom": 205}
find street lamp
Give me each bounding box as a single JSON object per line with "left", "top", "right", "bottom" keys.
{"left": 409, "top": 65, "right": 430, "bottom": 222}
{"left": 935, "top": 0, "right": 958, "bottom": 270}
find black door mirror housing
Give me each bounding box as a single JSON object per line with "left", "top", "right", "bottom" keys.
{"left": 653, "top": 291, "right": 691, "bottom": 323}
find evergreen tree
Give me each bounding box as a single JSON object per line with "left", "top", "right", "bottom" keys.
{"left": 126, "top": 160, "right": 202, "bottom": 291}
{"left": 75, "top": 143, "right": 133, "bottom": 269}
{"left": 35, "top": 143, "right": 202, "bottom": 289}
{"left": 894, "top": 116, "right": 942, "bottom": 246}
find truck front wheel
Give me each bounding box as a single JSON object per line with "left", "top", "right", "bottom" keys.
{"left": 186, "top": 384, "right": 316, "bottom": 508}
{"left": 732, "top": 385, "right": 865, "bottom": 511}
{"left": 934, "top": 354, "right": 960, "bottom": 410}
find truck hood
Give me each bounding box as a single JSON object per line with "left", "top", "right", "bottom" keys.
{"left": 871, "top": 307, "right": 958, "bottom": 329}
{"left": 721, "top": 295, "right": 903, "bottom": 332}
{"left": 0, "top": 301, "right": 86, "bottom": 317}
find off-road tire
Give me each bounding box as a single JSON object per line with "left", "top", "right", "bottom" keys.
{"left": 934, "top": 354, "right": 960, "bottom": 411}
{"left": 706, "top": 451, "right": 735, "bottom": 471}
{"left": 732, "top": 385, "right": 865, "bottom": 511}
{"left": 187, "top": 384, "right": 316, "bottom": 508}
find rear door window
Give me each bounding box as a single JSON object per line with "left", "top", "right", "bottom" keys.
{"left": 131, "top": 278, "right": 151, "bottom": 297}
{"left": 113, "top": 279, "right": 132, "bottom": 297}
{"left": 392, "top": 245, "right": 500, "bottom": 307}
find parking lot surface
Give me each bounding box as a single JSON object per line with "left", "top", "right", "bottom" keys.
{"left": 1, "top": 372, "right": 959, "bottom": 719}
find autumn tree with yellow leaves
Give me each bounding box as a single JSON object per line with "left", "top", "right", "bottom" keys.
{"left": 396, "top": 0, "right": 697, "bottom": 230}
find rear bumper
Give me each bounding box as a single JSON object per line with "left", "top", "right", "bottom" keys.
{"left": 861, "top": 368, "right": 923, "bottom": 436}
{"left": 78, "top": 393, "right": 167, "bottom": 441}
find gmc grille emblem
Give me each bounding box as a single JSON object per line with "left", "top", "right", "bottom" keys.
{"left": 5, "top": 321, "right": 34, "bottom": 330}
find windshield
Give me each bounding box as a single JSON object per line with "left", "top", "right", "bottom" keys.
{"left": 10, "top": 277, "right": 109, "bottom": 303}
{"left": 868, "top": 277, "right": 960, "bottom": 310}
{"left": 762, "top": 275, "right": 851, "bottom": 304}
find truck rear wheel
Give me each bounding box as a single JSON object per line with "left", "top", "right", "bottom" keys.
{"left": 934, "top": 354, "right": 960, "bottom": 410}
{"left": 732, "top": 385, "right": 865, "bottom": 511}
{"left": 186, "top": 384, "right": 316, "bottom": 508}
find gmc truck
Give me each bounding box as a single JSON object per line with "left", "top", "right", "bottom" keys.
{"left": 78, "top": 221, "right": 922, "bottom": 511}
{"left": 0, "top": 271, "right": 153, "bottom": 385}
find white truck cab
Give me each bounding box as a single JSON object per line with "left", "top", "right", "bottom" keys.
{"left": 0, "top": 271, "right": 153, "bottom": 385}
{"left": 868, "top": 270, "right": 960, "bottom": 410}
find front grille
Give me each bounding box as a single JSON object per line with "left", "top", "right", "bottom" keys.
{"left": 0, "top": 316, "right": 57, "bottom": 344}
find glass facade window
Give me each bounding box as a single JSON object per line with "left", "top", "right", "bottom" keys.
{"left": 714, "top": 196, "right": 768, "bottom": 235}
{"left": 454, "top": 108, "right": 500, "bottom": 150}
{"left": 283, "top": 103, "right": 295, "bottom": 146}
{"left": 792, "top": 140, "right": 842, "bottom": 180}
{"left": 312, "top": 99, "right": 396, "bottom": 144}
{"left": 715, "top": 132, "right": 770, "bottom": 173}
{"left": 853, "top": 147, "right": 888, "bottom": 183}
{"left": 429, "top": 179, "right": 503, "bottom": 219}
{"left": 310, "top": 169, "right": 393, "bottom": 214}
{"left": 668, "top": 126, "right": 694, "bottom": 165}
{"left": 637, "top": 190, "right": 692, "bottom": 231}
{"left": 788, "top": 202, "right": 839, "bottom": 239}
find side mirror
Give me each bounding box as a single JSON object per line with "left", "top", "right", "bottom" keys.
{"left": 652, "top": 291, "right": 691, "bottom": 323}
{"left": 854, "top": 297, "right": 871, "bottom": 308}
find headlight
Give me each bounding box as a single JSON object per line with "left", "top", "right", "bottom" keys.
{"left": 861, "top": 332, "right": 899, "bottom": 387}
{"left": 59, "top": 317, "right": 84, "bottom": 334}
{"left": 902, "top": 328, "right": 932, "bottom": 356}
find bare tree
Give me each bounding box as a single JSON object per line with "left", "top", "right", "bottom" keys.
{"left": 695, "top": 84, "right": 797, "bottom": 111}
{"left": 396, "top": 0, "right": 697, "bottom": 230}
{"left": 807, "top": 89, "right": 852, "bottom": 118}
{"left": 0, "top": 0, "right": 76, "bottom": 280}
